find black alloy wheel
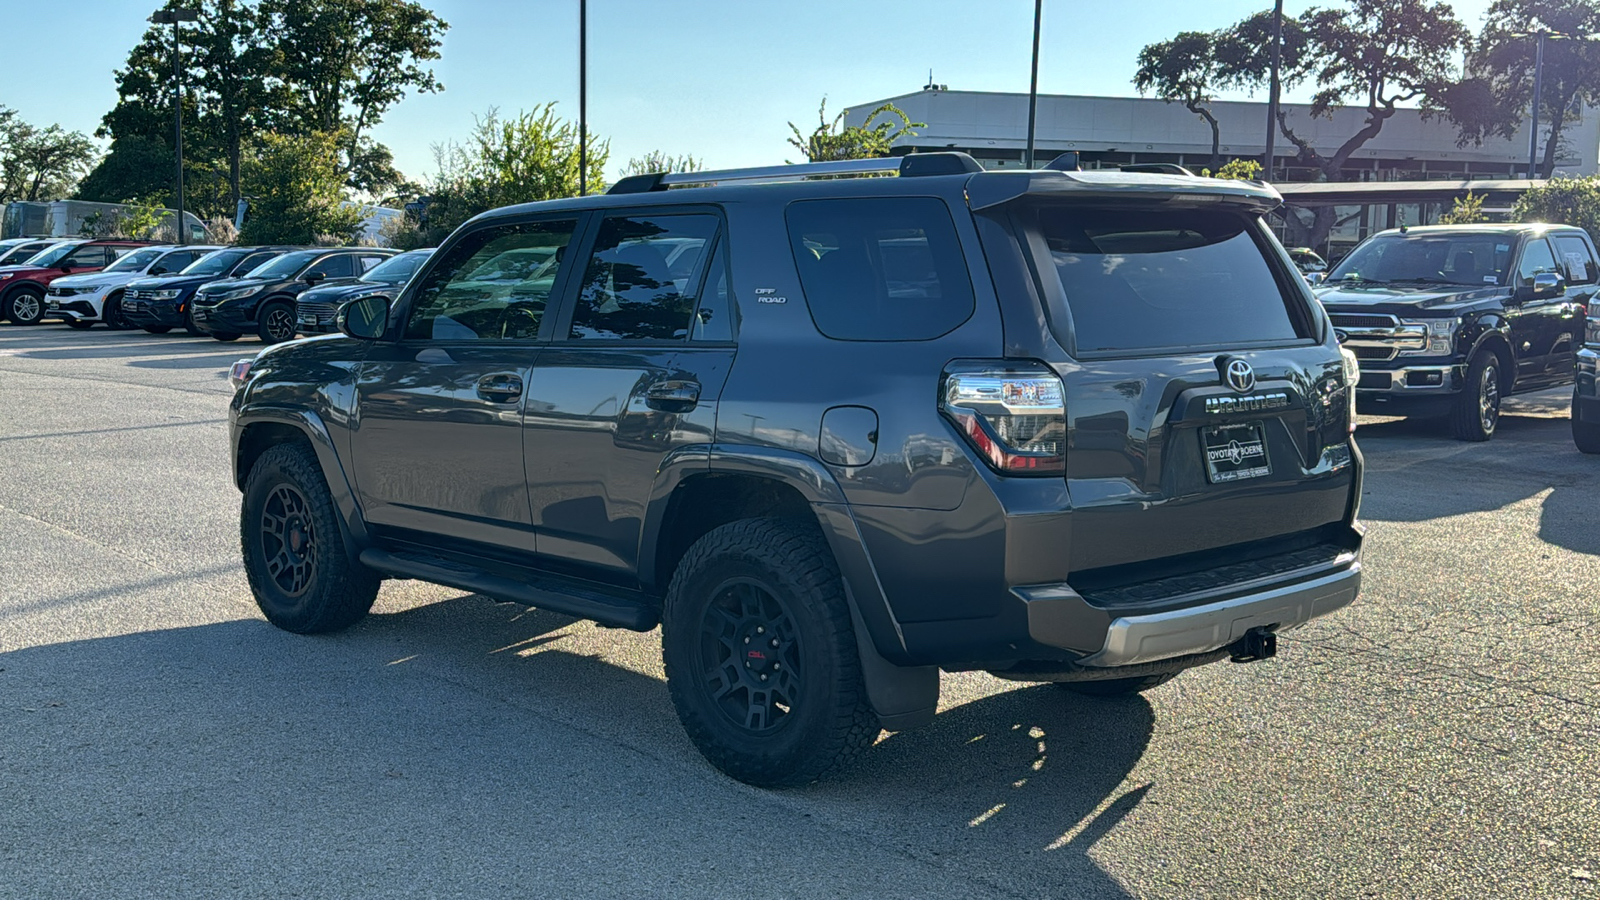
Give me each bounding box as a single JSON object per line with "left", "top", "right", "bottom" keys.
{"left": 259, "top": 483, "right": 318, "bottom": 598}
{"left": 103, "top": 293, "right": 135, "bottom": 330}
{"left": 696, "top": 579, "right": 805, "bottom": 734}
{"left": 258, "top": 302, "right": 297, "bottom": 344}
{"left": 1450, "top": 350, "right": 1501, "bottom": 442}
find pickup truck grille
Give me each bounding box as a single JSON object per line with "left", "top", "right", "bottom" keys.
{"left": 1330, "top": 313, "right": 1424, "bottom": 360}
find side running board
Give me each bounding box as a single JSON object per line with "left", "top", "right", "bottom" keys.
{"left": 358, "top": 548, "right": 660, "bottom": 631}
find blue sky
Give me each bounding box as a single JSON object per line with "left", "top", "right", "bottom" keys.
{"left": 3, "top": 0, "right": 1499, "bottom": 183}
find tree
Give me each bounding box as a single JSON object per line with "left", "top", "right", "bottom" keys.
{"left": 1445, "top": 0, "right": 1600, "bottom": 178}
{"left": 787, "top": 100, "right": 922, "bottom": 162}
{"left": 621, "top": 151, "right": 703, "bottom": 177}
{"left": 1439, "top": 190, "right": 1490, "bottom": 223}
{"left": 1206, "top": 159, "right": 1264, "bottom": 180}
{"left": 262, "top": 0, "right": 447, "bottom": 192}
{"left": 76, "top": 136, "right": 176, "bottom": 207}
{"left": 1512, "top": 175, "right": 1600, "bottom": 238}
{"left": 237, "top": 131, "right": 366, "bottom": 244}
{"left": 388, "top": 105, "right": 608, "bottom": 249}
{"left": 0, "top": 111, "right": 98, "bottom": 203}
{"left": 1134, "top": 32, "right": 1228, "bottom": 171}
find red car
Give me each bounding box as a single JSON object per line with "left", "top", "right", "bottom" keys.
{"left": 0, "top": 239, "right": 155, "bottom": 326}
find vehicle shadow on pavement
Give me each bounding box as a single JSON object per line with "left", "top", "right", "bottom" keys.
{"left": 0, "top": 597, "right": 1144, "bottom": 898}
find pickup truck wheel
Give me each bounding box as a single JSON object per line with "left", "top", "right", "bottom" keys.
{"left": 1573, "top": 390, "right": 1600, "bottom": 454}
{"left": 4, "top": 286, "right": 45, "bottom": 325}
{"left": 241, "top": 442, "right": 378, "bottom": 634}
{"left": 662, "top": 518, "right": 879, "bottom": 788}
{"left": 1450, "top": 350, "right": 1500, "bottom": 442}
{"left": 103, "top": 292, "right": 134, "bottom": 330}
{"left": 257, "top": 301, "right": 297, "bottom": 344}
{"left": 1055, "top": 673, "right": 1176, "bottom": 697}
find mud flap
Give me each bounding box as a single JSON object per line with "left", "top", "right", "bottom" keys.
{"left": 848, "top": 600, "right": 938, "bottom": 731}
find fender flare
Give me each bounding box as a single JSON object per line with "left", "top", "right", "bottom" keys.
{"left": 638, "top": 443, "right": 939, "bottom": 730}
{"left": 232, "top": 404, "right": 370, "bottom": 558}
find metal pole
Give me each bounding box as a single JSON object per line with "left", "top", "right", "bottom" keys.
{"left": 1529, "top": 30, "right": 1546, "bottom": 179}
{"left": 578, "top": 0, "right": 587, "bottom": 195}
{"left": 172, "top": 19, "right": 186, "bottom": 244}
{"left": 1025, "top": 0, "right": 1041, "bottom": 168}
{"left": 1264, "top": 0, "right": 1283, "bottom": 179}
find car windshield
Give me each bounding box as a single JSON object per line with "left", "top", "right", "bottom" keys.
{"left": 360, "top": 249, "right": 431, "bottom": 284}
{"left": 182, "top": 248, "right": 251, "bottom": 276}
{"left": 104, "top": 248, "right": 165, "bottom": 273}
{"left": 24, "top": 242, "right": 81, "bottom": 268}
{"left": 244, "top": 250, "right": 318, "bottom": 279}
{"left": 1327, "top": 233, "right": 1516, "bottom": 286}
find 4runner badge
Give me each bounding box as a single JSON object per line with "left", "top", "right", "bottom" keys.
{"left": 1204, "top": 391, "right": 1290, "bottom": 415}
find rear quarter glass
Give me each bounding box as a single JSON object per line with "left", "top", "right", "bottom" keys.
{"left": 785, "top": 197, "right": 975, "bottom": 341}
{"left": 1027, "top": 205, "right": 1311, "bottom": 356}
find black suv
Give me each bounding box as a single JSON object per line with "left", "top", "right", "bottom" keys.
{"left": 1315, "top": 224, "right": 1595, "bottom": 440}
{"left": 295, "top": 247, "right": 434, "bottom": 335}
{"left": 228, "top": 153, "right": 1364, "bottom": 786}
{"left": 123, "top": 245, "right": 303, "bottom": 335}
{"left": 192, "top": 247, "right": 394, "bottom": 343}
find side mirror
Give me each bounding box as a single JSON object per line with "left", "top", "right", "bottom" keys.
{"left": 1305, "top": 272, "right": 1326, "bottom": 286}
{"left": 1515, "top": 271, "right": 1566, "bottom": 302}
{"left": 304, "top": 270, "right": 327, "bottom": 285}
{"left": 150, "top": 266, "right": 169, "bottom": 276}
{"left": 59, "top": 263, "right": 73, "bottom": 272}
{"left": 336, "top": 295, "right": 390, "bottom": 340}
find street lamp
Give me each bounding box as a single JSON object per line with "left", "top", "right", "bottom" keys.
{"left": 1263, "top": 0, "right": 1284, "bottom": 180}
{"left": 150, "top": 7, "right": 199, "bottom": 244}
{"left": 1025, "top": 0, "right": 1041, "bottom": 169}
{"left": 1510, "top": 29, "right": 1600, "bottom": 179}
{"left": 578, "top": 0, "right": 587, "bottom": 195}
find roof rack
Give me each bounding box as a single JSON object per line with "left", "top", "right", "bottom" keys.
{"left": 607, "top": 151, "right": 983, "bottom": 195}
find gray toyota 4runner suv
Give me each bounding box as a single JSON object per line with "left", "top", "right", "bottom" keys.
{"left": 228, "top": 152, "right": 1365, "bottom": 787}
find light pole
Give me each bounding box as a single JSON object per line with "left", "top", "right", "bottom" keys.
{"left": 1025, "top": 0, "right": 1041, "bottom": 169}
{"left": 150, "top": 7, "right": 198, "bottom": 244}
{"left": 1511, "top": 29, "right": 1600, "bottom": 178}
{"left": 578, "top": 0, "right": 587, "bottom": 195}
{"left": 1263, "top": 0, "right": 1284, "bottom": 180}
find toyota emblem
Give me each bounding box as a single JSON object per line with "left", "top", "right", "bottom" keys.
{"left": 1225, "top": 359, "right": 1256, "bottom": 392}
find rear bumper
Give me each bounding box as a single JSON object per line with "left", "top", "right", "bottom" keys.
{"left": 1024, "top": 562, "right": 1361, "bottom": 667}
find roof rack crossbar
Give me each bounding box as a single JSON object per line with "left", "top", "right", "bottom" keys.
{"left": 606, "top": 152, "right": 984, "bottom": 194}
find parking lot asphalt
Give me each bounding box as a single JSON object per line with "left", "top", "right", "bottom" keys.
{"left": 0, "top": 324, "right": 1595, "bottom": 900}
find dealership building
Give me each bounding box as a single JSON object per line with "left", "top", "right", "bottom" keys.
{"left": 844, "top": 86, "right": 1600, "bottom": 254}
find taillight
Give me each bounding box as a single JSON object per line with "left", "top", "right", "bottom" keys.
{"left": 229, "top": 358, "right": 254, "bottom": 391}
{"left": 1340, "top": 347, "right": 1360, "bottom": 434}
{"left": 940, "top": 361, "right": 1066, "bottom": 476}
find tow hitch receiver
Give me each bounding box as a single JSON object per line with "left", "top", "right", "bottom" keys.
{"left": 1229, "top": 627, "right": 1278, "bottom": 663}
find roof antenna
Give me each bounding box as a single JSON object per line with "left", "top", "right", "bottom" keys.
{"left": 925, "top": 68, "right": 935, "bottom": 90}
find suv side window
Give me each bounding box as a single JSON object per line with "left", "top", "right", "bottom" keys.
{"left": 234, "top": 252, "right": 277, "bottom": 275}
{"left": 63, "top": 246, "right": 109, "bottom": 268}
{"left": 568, "top": 212, "right": 721, "bottom": 341}
{"left": 1518, "top": 238, "right": 1560, "bottom": 284}
{"left": 691, "top": 241, "right": 734, "bottom": 342}
{"left": 406, "top": 219, "right": 579, "bottom": 341}
{"left": 358, "top": 255, "right": 388, "bottom": 273}
{"left": 785, "top": 197, "right": 975, "bottom": 341}
{"left": 315, "top": 254, "right": 357, "bottom": 279}
{"left": 1554, "top": 234, "right": 1598, "bottom": 285}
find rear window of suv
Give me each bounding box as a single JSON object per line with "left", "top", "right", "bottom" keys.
{"left": 1032, "top": 206, "right": 1307, "bottom": 355}
{"left": 786, "top": 197, "right": 975, "bottom": 341}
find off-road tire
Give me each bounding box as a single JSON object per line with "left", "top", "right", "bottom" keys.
{"left": 211, "top": 331, "right": 242, "bottom": 342}
{"left": 142, "top": 325, "right": 172, "bottom": 334}
{"left": 257, "top": 301, "right": 297, "bottom": 344}
{"left": 1573, "top": 389, "right": 1600, "bottom": 454}
{"left": 66, "top": 320, "right": 93, "bottom": 330}
{"left": 102, "top": 292, "right": 134, "bottom": 331}
{"left": 1450, "top": 349, "right": 1501, "bottom": 442}
{"left": 4, "top": 286, "right": 45, "bottom": 325}
{"left": 241, "top": 442, "right": 378, "bottom": 634}
{"left": 662, "top": 517, "right": 879, "bottom": 788}
{"left": 1055, "top": 673, "right": 1177, "bottom": 697}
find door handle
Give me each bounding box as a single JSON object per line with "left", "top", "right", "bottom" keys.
{"left": 476, "top": 373, "right": 523, "bottom": 403}
{"left": 645, "top": 379, "right": 700, "bottom": 412}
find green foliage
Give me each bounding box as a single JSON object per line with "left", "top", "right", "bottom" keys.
{"left": 238, "top": 131, "right": 367, "bottom": 244}
{"left": 1134, "top": 32, "right": 1227, "bottom": 168}
{"left": 76, "top": 136, "right": 175, "bottom": 206}
{"left": 387, "top": 105, "right": 608, "bottom": 249}
{"left": 1442, "top": 0, "right": 1600, "bottom": 177}
{"left": 1512, "top": 176, "right": 1600, "bottom": 238}
{"left": 76, "top": 199, "right": 177, "bottom": 241}
{"left": 787, "top": 100, "right": 922, "bottom": 162}
{"left": 1203, "top": 159, "right": 1264, "bottom": 180}
{"left": 621, "top": 151, "right": 703, "bottom": 177}
{"left": 1439, "top": 191, "right": 1489, "bottom": 224}
{"left": 0, "top": 108, "right": 98, "bottom": 203}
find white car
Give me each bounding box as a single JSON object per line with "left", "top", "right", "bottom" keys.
{"left": 47, "top": 244, "right": 222, "bottom": 330}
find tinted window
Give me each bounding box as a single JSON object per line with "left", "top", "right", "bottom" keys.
{"left": 1554, "top": 235, "right": 1598, "bottom": 285}
{"left": 1036, "top": 206, "right": 1303, "bottom": 354}
{"left": 104, "top": 248, "right": 165, "bottom": 272}
{"left": 568, "top": 213, "right": 719, "bottom": 341}
{"left": 358, "top": 255, "right": 388, "bottom": 272}
{"left": 361, "top": 250, "right": 430, "bottom": 285}
{"left": 1518, "top": 238, "right": 1560, "bottom": 283}
{"left": 232, "top": 251, "right": 280, "bottom": 275}
{"left": 314, "top": 255, "right": 358, "bottom": 279}
{"left": 25, "top": 243, "right": 81, "bottom": 267}
{"left": 405, "top": 219, "right": 578, "bottom": 341}
{"left": 786, "top": 198, "right": 974, "bottom": 341}
{"left": 63, "top": 246, "right": 110, "bottom": 268}
{"left": 1327, "top": 233, "right": 1515, "bottom": 286}
{"left": 692, "top": 242, "right": 734, "bottom": 342}
{"left": 249, "top": 250, "right": 319, "bottom": 279}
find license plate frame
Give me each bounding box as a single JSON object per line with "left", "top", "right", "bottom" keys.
{"left": 1202, "top": 421, "right": 1271, "bottom": 483}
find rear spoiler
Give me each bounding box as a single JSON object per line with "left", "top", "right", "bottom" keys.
{"left": 965, "top": 170, "right": 1282, "bottom": 214}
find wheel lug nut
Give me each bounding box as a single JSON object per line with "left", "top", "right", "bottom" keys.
{"left": 773, "top": 663, "right": 780, "bottom": 671}
{"left": 757, "top": 626, "right": 764, "bottom": 633}
{"left": 743, "top": 637, "right": 749, "bottom": 644}
{"left": 770, "top": 638, "right": 778, "bottom": 648}
{"left": 760, "top": 674, "right": 768, "bottom": 681}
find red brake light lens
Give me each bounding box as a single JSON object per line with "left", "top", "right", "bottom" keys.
{"left": 940, "top": 362, "right": 1066, "bottom": 476}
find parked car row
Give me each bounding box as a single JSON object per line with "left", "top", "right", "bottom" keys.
{"left": 0, "top": 239, "right": 433, "bottom": 344}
